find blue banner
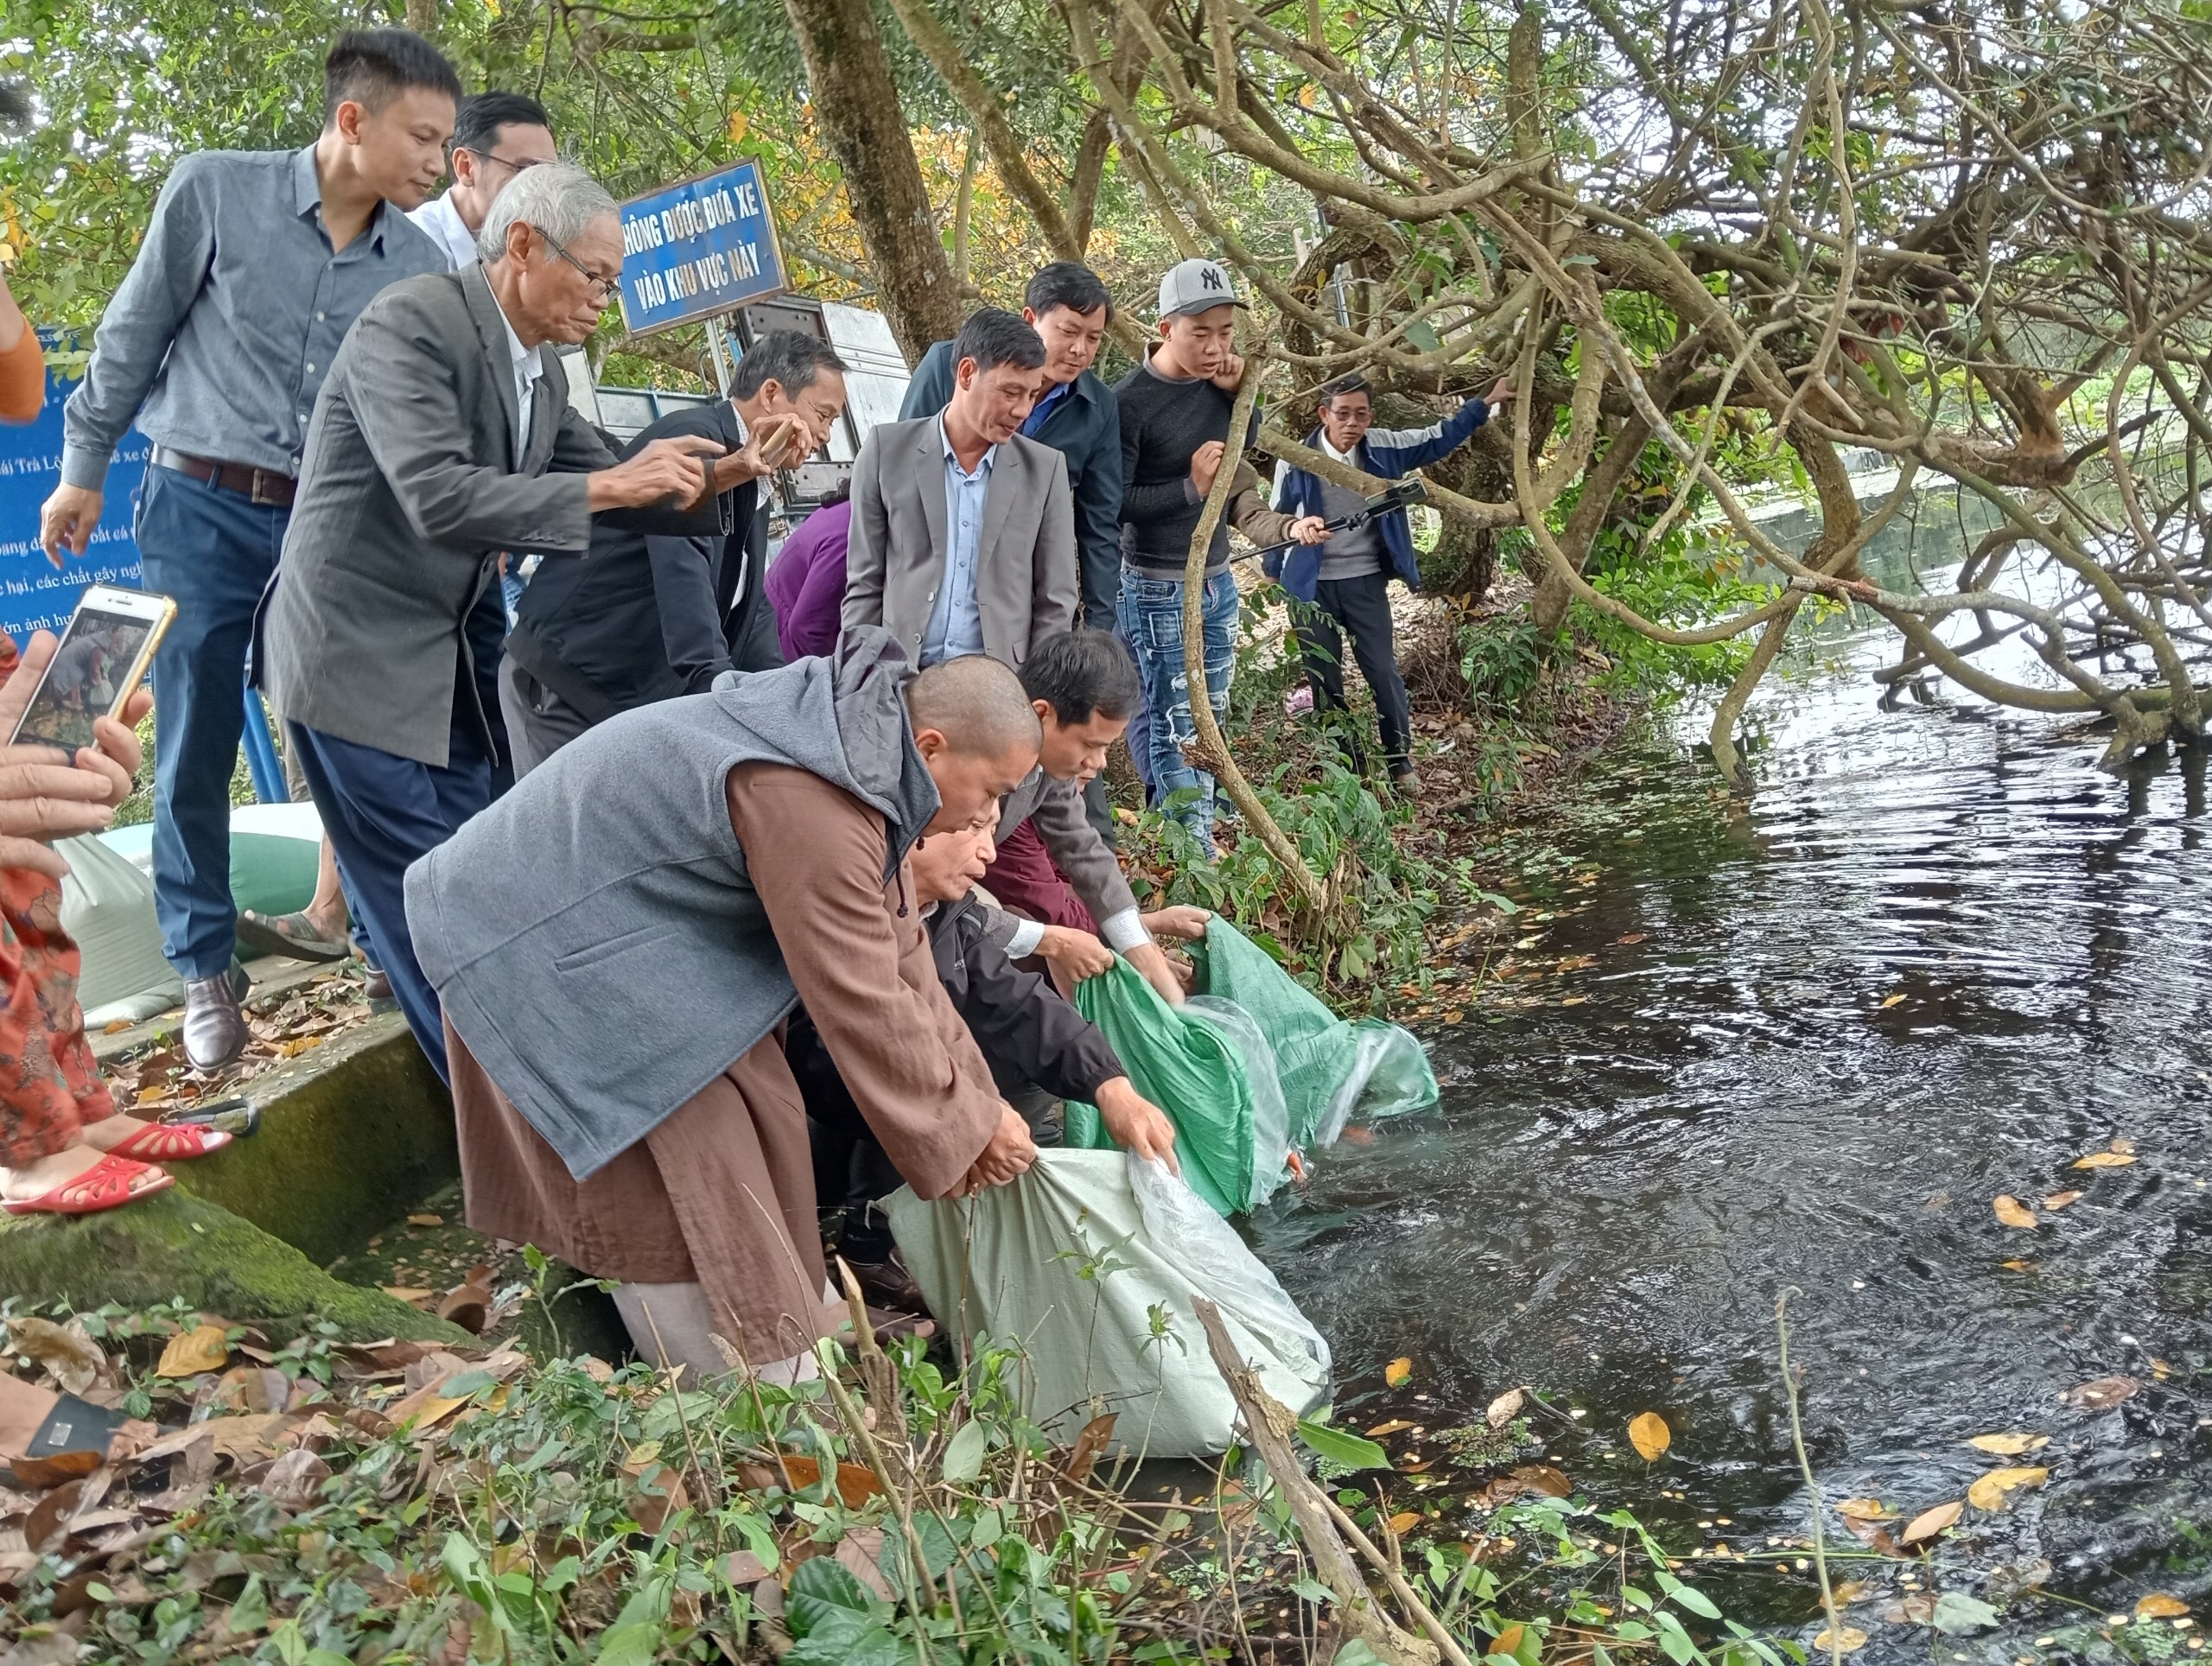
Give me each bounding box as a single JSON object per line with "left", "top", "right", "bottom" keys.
{"left": 0, "top": 360, "right": 147, "bottom": 642}
{"left": 618, "top": 162, "right": 788, "bottom": 336}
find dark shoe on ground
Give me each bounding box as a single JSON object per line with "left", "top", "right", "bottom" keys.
{"left": 182, "top": 971, "right": 250, "bottom": 1071}
{"left": 364, "top": 970, "right": 397, "bottom": 1014}
{"left": 844, "top": 1254, "right": 927, "bottom": 1316}
{"left": 1391, "top": 769, "right": 1423, "bottom": 797}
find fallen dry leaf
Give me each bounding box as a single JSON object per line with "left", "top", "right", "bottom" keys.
{"left": 625, "top": 1460, "right": 690, "bottom": 1536}
{"left": 257, "top": 1447, "right": 333, "bottom": 1512}
{"left": 407, "top": 1213, "right": 444, "bottom": 1227}
{"left": 1387, "top": 1510, "right": 1421, "bottom": 1536}
{"left": 1881, "top": 994, "right": 1906, "bottom": 1009}
{"left": 1615, "top": 933, "right": 1647, "bottom": 944}
{"left": 2000, "top": 1258, "right": 2037, "bottom": 1272}
{"left": 1832, "top": 1580, "right": 1871, "bottom": 1605}
{"left": 1966, "top": 1466, "right": 2049, "bottom": 1511}
{"left": 2109, "top": 1136, "right": 2138, "bottom": 1155}
{"left": 1494, "top": 1625, "right": 1527, "bottom": 1658}
{"left": 1628, "top": 1410, "right": 1671, "bottom": 1461}
{"left": 1993, "top": 1196, "right": 2038, "bottom": 1229}
{"left": 156, "top": 1323, "right": 232, "bottom": 1379}
{"left": 1062, "top": 1413, "right": 1116, "bottom": 1486}
{"left": 2041, "top": 1190, "right": 2082, "bottom": 1211}
{"left": 835, "top": 1528, "right": 894, "bottom": 1600}
{"left": 1509, "top": 1463, "right": 1573, "bottom": 1498}
{"left": 1899, "top": 1499, "right": 1962, "bottom": 1545}
{"left": 2072, "top": 1151, "right": 2137, "bottom": 1170}
{"left": 2136, "top": 1594, "right": 2191, "bottom": 1620}
{"left": 1487, "top": 1388, "right": 1525, "bottom": 1429}
{"left": 1836, "top": 1497, "right": 1892, "bottom": 1523}
{"left": 5, "top": 1317, "right": 106, "bottom": 1396}
{"left": 1384, "top": 1357, "right": 1413, "bottom": 1388}
{"left": 2062, "top": 1375, "right": 2143, "bottom": 1412}
{"left": 378, "top": 1288, "right": 435, "bottom": 1305}
{"left": 1364, "top": 1419, "right": 1414, "bottom": 1438}
{"left": 1814, "top": 1625, "right": 1869, "bottom": 1653}
{"left": 1966, "top": 1433, "right": 2050, "bottom": 1457}
{"left": 2152, "top": 1358, "right": 2174, "bottom": 1381}
{"left": 1880, "top": 1593, "right": 1937, "bottom": 1625}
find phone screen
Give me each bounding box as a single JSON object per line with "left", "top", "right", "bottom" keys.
{"left": 14, "top": 603, "right": 159, "bottom": 754}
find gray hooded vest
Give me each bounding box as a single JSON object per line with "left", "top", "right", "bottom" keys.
{"left": 404, "top": 628, "right": 940, "bottom": 1180}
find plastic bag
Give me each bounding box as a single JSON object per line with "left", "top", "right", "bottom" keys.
{"left": 1066, "top": 957, "right": 1273, "bottom": 1217}
{"left": 60, "top": 833, "right": 184, "bottom": 1027}
{"left": 885, "top": 1149, "right": 1332, "bottom": 1458}
{"left": 1189, "top": 919, "right": 1439, "bottom": 1148}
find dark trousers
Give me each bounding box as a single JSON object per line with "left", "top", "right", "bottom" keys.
{"left": 496, "top": 653, "right": 594, "bottom": 779}
{"left": 1293, "top": 570, "right": 1413, "bottom": 778}
{"left": 288, "top": 716, "right": 492, "bottom": 1083}
{"left": 789, "top": 1011, "right": 904, "bottom": 1263}
{"left": 465, "top": 583, "right": 515, "bottom": 798}
{"left": 136, "top": 465, "right": 289, "bottom": 980}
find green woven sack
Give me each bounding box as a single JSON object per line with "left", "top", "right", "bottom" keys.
{"left": 1189, "top": 919, "right": 1440, "bottom": 1149}
{"left": 1066, "top": 958, "right": 1289, "bottom": 1217}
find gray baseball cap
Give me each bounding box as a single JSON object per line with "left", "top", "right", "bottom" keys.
{"left": 1157, "top": 257, "right": 1247, "bottom": 320}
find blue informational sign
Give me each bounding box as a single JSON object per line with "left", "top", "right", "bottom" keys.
{"left": 0, "top": 359, "right": 148, "bottom": 643}
{"left": 618, "top": 162, "right": 788, "bottom": 336}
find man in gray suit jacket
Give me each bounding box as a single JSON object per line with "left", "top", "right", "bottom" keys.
{"left": 262, "top": 163, "right": 734, "bottom": 1078}
{"left": 842, "top": 308, "right": 1078, "bottom": 671}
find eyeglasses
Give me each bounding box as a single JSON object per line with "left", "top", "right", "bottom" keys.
{"left": 535, "top": 227, "right": 620, "bottom": 306}
{"left": 464, "top": 149, "right": 547, "bottom": 181}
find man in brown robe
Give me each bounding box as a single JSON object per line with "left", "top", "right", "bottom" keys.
{"left": 406, "top": 635, "right": 1045, "bottom": 1379}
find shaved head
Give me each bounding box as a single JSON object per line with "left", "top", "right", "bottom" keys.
{"left": 906, "top": 655, "right": 1043, "bottom": 834}
{"left": 906, "top": 655, "right": 1044, "bottom": 758}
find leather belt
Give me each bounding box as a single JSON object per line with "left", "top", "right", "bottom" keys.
{"left": 154, "top": 448, "right": 296, "bottom": 507}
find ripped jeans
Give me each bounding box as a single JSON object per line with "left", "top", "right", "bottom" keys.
{"left": 1117, "top": 566, "right": 1238, "bottom": 854}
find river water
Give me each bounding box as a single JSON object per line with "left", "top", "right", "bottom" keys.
{"left": 1248, "top": 493, "right": 2212, "bottom": 1657}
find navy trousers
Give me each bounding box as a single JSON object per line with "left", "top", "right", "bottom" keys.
{"left": 1292, "top": 570, "right": 1414, "bottom": 778}
{"left": 289, "top": 716, "right": 492, "bottom": 1083}
{"left": 135, "top": 464, "right": 289, "bottom": 980}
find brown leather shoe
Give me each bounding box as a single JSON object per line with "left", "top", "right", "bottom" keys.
{"left": 844, "top": 1254, "right": 928, "bottom": 1316}
{"left": 181, "top": 972, "right": 249, "bottom": 1071}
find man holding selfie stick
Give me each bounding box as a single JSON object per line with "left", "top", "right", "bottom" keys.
{"left": 262, "top": 163, "right": 738, "bottom": 1083}
{"left": 39, "top": 30, "right": 463, "bottom": 1071}
{"left": 1268, "top": 371, "right": 1511, "bottom": 792}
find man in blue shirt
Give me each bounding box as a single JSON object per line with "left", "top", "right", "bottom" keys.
{"left": 39, "top": 29, "right": 461, "bottom": 1070}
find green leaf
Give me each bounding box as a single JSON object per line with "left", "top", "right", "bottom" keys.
{"left": 786, "top": 1557, "right": 878, "bottom": 1642}
{"left": 596, "top": 1622, "right": 664, "bottom": 1666}
{"left": 1930, "top": 1593, "right": 2001, "bottom": 1635}
{"left": 1291, "top": 1578, "right": 1336, "bottom": 1606}
{"left": 228, "top": 1573, "right": 270, "bottom": 1635}
{"left": 1295, "top": 1416, "right": 1389, "bottom": 1471}
{"left": 940, "top": 1418, "right": 988, "bottom": 1483}
{"left": 786, "top": 1629, "right": 906, "bottom": 1666}
{"left": 1656, "top": 1572, "right": 1723, "bottom": 1620}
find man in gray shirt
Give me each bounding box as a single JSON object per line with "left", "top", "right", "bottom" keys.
{"left": 38, "top": 30, "right": 461, "bottom": 1070}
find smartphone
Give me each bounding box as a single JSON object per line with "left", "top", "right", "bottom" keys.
{"left": 9, "top": 584, "right": 177, "bottom": 753}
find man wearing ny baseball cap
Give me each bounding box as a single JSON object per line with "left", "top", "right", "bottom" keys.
{"left": 1113, "top": 258, "right": 1325, "bottom": 854}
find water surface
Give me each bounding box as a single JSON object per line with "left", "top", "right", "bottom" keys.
{"left": 1250, "top": 496, "right": 2212, "bottom": 1656}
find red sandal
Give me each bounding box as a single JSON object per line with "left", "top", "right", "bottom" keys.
{"left": 102, "top": 1122, "right": 233, "bottom": 1163}
{"left": 2, "top": 1154, "right": 174, "bottom": 1216}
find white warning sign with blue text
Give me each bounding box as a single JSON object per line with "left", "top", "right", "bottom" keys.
{"left": 618, "top": 162, "right": 788, "bottom": 335}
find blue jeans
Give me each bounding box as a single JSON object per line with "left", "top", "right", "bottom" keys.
{"left": 289, "top": 716, "right": 493, "bottom": 1084}
{"left": 1117, "top": 567, "right": 1237, "bottom": 852}
{"left": 135, "top": 465, "right": 289, "bottom": 980}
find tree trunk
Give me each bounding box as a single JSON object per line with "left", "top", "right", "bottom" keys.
{"left": 779, "top": 0, "right": 961, "bottom": 360}
{"left": 406, "top": 0, "right": 437, "bottom": 34}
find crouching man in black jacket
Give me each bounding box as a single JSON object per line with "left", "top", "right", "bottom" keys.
{"left": 789, "top": 810, "right": 1177, "bottom": 1313}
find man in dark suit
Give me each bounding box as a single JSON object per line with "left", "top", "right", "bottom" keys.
{"left": 261, "top": 162, "right": 739, "bottom": 1077}
{"left": 499, "top": 330, "right": 849, "bottom": 774}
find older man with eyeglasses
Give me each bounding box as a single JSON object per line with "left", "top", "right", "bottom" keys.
{"left": 259, "top": 162, "right": 747, "bottom": 1080}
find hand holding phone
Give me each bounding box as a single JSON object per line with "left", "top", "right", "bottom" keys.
{"left": 7, "top": 584, "right": 173, "bottom": 756}
{"left": 0, "top": 626, "right": 152, "bottom": 879}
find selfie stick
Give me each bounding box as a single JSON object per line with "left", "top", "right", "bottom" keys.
{"left": 1240, "top": 477, "right": 1428, "bottom": 564}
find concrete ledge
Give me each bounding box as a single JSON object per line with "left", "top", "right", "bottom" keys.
{"left": 168, "top": 1012, "right": 459, "bottom": 1267}
{"left": 0, "top": 1188, "right": 470, "bottom": 1345}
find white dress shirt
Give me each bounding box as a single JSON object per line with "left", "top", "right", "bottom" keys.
{"left": 406, "top": 192, "right": 480, "bottom": 273}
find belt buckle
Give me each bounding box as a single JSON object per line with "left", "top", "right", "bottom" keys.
{"left": 249, "top": 467, "right": 285, "bottom": 506}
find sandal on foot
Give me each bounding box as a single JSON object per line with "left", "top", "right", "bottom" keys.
{"left": 103, "top": 1121, "right": 233, "bottom": 1163}
{"left": 235, "top": 908, "right": 351, "bottom": 963}
{"left": 4, "top": 1391, "right": 127, "bottom": 1488}
{"left": 2, "top": 1153, "right": 173, "bottom": 1217}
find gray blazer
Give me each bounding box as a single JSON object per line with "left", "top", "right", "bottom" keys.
{"left": 262, "top": 264, "right": 723, "bottom": 766}
{"left": 842, "top": 415, "right": 1078, "bottom": 669}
